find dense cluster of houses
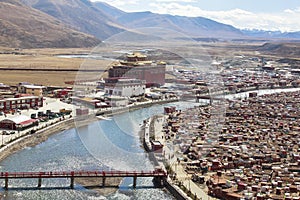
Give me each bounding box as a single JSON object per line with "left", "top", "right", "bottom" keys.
{"left": 169, "top": 56, "right": 300, "bottom": 98}
{"left": 162, "top": 91, "right": 300, "bottom": 199}
{"left": 0, "top": 82, "right": 43, "bottom": 131}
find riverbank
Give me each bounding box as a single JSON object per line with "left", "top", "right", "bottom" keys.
{"left": 140, "top": 117, "right": 187, "bottom": 200}
{"left": 141, "top": 115, "right": 216, "bottom": 200}
{"left": 96, "top": 97, "right": 179, "bottom": 117}
{"left": 0, "top": 116, "right": 123, "bottom": 196}
{"left": 153, "top": 89, "right": 300, "bottom": 199}
{"left": 0, "top": 97, "right": 180, "bottom": 197}
{"left": 0, "top": 96, "right": 179, "bottom": 161}
{"left": 0, "top": 117, "right": 74, "bottom": 162}
{"left": 1, "top": 86, "right": 298, "bottom": 198}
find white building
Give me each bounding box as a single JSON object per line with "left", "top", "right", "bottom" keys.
{"left": 17, "top": 82, "right": 45, "bottom": 96}
{"left": 104, "top": 78, "right": 146, "bottom": 97}
{"left": 106, "top": 96, "right": 129, "bottom": 107}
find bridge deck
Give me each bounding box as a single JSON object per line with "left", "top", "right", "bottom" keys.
{"left": 0, "top": 170, "right": 167, "bottom": 179}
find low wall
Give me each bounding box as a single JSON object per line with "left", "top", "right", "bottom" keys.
{"left": 141, "top": 117, "right": 190, "bottom": 200}
{"left": 164, "top": 180, "right": 190, "bottom": 200}
{"left": 0, "top": 118, "right": 75, "bottom": 161}
{"left": 96, "top": 98, "right": 179, "bottom": 117}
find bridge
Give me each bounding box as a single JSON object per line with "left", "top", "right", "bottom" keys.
{"left": 181, "top": 94, "right": 224, "bottom": 102}
{"left": 0, "top": 170, "right": 167, "bottom": 190}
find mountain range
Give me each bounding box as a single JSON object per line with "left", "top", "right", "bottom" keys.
{"left": 0, "top": 0, "right": 299, "bottom": 48}
{"left": 241, "top": 29, "right": 300, "bottom": 39}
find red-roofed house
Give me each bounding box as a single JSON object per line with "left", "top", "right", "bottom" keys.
{"left": 0, "top": 115, "right": 37, "bottom": 130}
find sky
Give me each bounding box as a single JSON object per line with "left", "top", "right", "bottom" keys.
{"left": 91, "top": 0, "right": 300, "bottom": 32}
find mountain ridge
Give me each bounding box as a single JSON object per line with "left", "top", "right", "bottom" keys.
{"left": 1, "top": 0, "right": 300, "bottom": 49}
{"left": 21, "top": 0, "right": 127, "bottom": 40}
{"left": 116, "top": 11, "right": 243, "bottom": 38}
{"left": 242, "top": 29, "right": 300, "bottom": 39}
{"left": 94, "top": 1, "right": 300, "bottom": 40}
{"left": 93, "top": 1, "right": 125, "bottom": 19}
{"left": 0, "top": 0, "right": 100, "bottom": 48}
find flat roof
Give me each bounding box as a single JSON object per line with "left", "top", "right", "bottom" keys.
{"left": 2, "top": 96, "right": 40, "bottom": 102}
{"left": 151, "top": 141, "right": 162, "bottom": 145}
{"left": 1, "top": 115, "right": 32, "bottom": 124}
{"left": 127, "top": 52, "right": 147, "bottom": 58}
{"left": 23, "top": 85, "right": 46, "bottom": 89}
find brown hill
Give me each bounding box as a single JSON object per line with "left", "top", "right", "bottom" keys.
{"left": 21, "top": 0, "right": 126, "bottom": 40}
{"left": 258, "top": 42, "right": 300, "bottom": 58}
{"left": 0, "top": 0, "right": 100, "bottom": 48}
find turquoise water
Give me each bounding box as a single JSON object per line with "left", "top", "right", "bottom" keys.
{"left": 0, "top": 101, "right": 198, "bottom": 199}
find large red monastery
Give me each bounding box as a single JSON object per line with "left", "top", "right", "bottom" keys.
{"left": 108, "top": 52, "right": 166, "bottom": 87}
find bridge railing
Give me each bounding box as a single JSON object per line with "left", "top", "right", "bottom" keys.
{"left": 0, "top": 170, "right": 167, "bottom": 178}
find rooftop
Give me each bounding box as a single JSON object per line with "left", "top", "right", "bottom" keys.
{"left": 127, "top": 52, "right": 147, "bottom": 58}
{"left": 1, "top": 115, "right": 32, "bottom": 124}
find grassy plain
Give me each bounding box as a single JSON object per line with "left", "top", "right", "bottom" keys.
{"left": 0, "top": 71, "right": 78, "bottom": 86}
{"left": 1, "top": 41, "right": 300, "bottom": 87}
{"left": 0, "top": 48, "right": 112, "bottom": 86}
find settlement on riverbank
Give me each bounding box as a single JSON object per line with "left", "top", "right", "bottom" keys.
{"left": 145, "top": 90, "right": 300, "bottom": 200}
{"left": 3, "top": 87, "right": 300, "bottom": 199}
{"left": 0, "top": 97, "right": 124, "bottom": 196}
{"left": 0, "top": 97, "right": 75, "bottom": 160}
{"left": 0, "top": 96, "right": 180, "bottom": 197}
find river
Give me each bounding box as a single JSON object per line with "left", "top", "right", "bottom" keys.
{"left": 0, "top": 101, "right": 199, "bottom": 200}
{"left": 1, "top": 87, "right": 299, "bottom": 199}
{"left": 224, "top": 87, "right": 300, "bottom": 100}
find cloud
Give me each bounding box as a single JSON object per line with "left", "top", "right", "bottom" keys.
{"left": 149, "top": 2, "right": 300, "bottom": 32}
{"left": 284, "top": 9, "right": 295, "bottom": 13}
{"left": 284, "top": 7, "right": 300, "bottom": 13}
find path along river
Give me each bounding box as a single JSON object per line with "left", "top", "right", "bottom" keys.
{"left": 0, "top": 87, "right": 299, "bottom": 200}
